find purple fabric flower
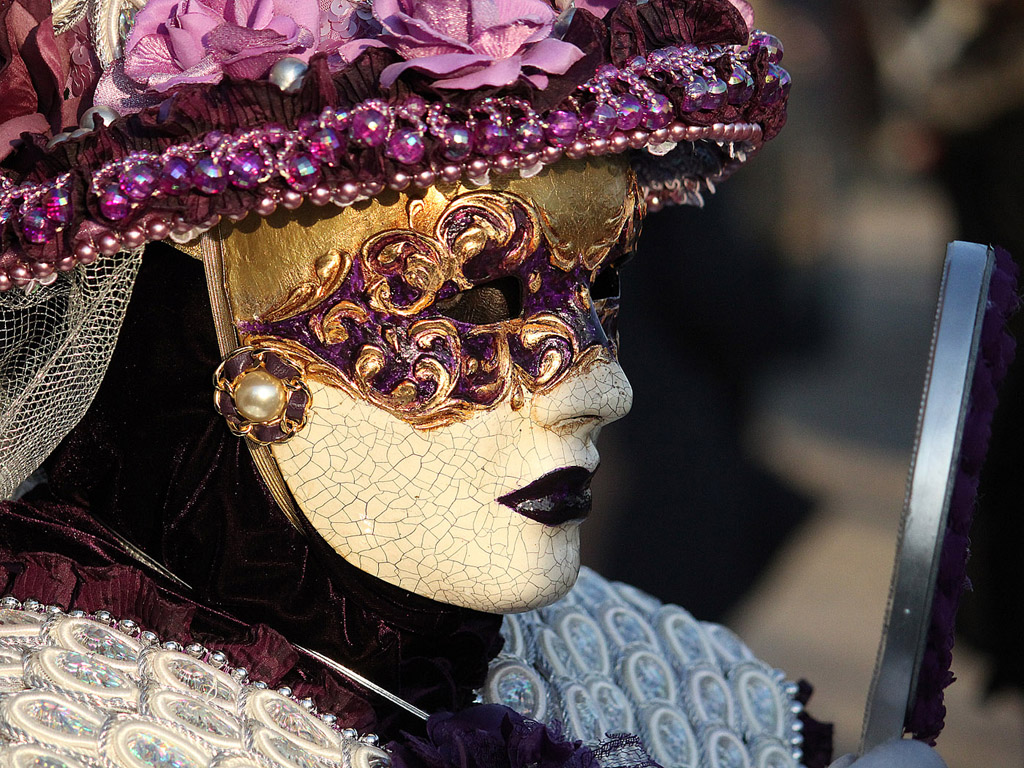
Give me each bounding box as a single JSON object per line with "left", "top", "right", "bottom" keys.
{"left": 389, "top": 705, "right": 600, "bottom": 768}
{"left": 0, "top": 0, "right": 86, "bottom": 160}
{"left": 727, "top": 0, "right": 754, "bottom": 31}
{"left": 123, "top": 0, "right": 323, "bottom": 90}
{"left": 374, "top": 0, "right": 585, "bottom": 89}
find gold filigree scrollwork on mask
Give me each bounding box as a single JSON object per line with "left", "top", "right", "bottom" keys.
{"left": 516, "top": 314, "right": 579, "bottom": 391}
{"left": 362, "top": 231, "right": 451, "bottom": 316}
{"left": 310, "top": 300, "right": 368, "bottom": 346}
{"left": 435, "top": 192, "right": 540, "bottom": 273}
{"left": 264, "top": 248, "right": 353, "bottom": 323}
{"left": 246, "top": 184, "right": 635, "bottom": 429}
{"left": 462, "top": 326, "right": 514, "bottom": 405}
{"left": 352, "top": 318, "right": 465, "bottom": 425}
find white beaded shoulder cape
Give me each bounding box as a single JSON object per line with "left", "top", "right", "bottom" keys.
{"left": 1, "top": 567, "right": 809, "bottom": 768}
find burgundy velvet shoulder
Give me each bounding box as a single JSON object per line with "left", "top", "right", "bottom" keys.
{"left": 0, "top": 497, "right": 377, "bottom": 731}
{"left": 33, "top": 243, "right": 503, "bottom": 737}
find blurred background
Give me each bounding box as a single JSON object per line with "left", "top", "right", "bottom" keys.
{"left": 581, "top": 0, "right": 1024, "bottom": 764}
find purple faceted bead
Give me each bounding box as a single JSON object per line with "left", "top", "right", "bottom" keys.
{"left": 726, "top": 63, "right": 754, "bottom": 105}
{"left": 386, "top": 128, "right": 425, "bottom": 165}
{"left": 44, "top": 187, "right": 72, "bottom": 224}
{"left": 229, "top": 152, "right": 264, "bottom": 189}
{"left": 776, "top": 66, "right": 792, "bottom": 101}
{"left": 642, "top": 94, "right": 673, "bottom": 129}
{"left": 443, "top": 124, "right": 473, "bottom": 160}
{"left": 762, "top": 63, "right": 790, "bottom": 105}
{"left": 120, "top": 163, "right": 157, "bottom": 201}
{"left": 297, "top": 114, "right": 318, "bottom": 136}
{"left": 22, "top": 207, "right": 54, "bottom": 243}
{"left": 284, "top": 152, "right": 320, "bottom": 191}
{"left": 681, "top": 76, "right": 708, "bottom": 113}
{"left": 263, "top": 123, "right": 287, "bottom": 145}
{"left": 99, "top": 184, "right": 131, "bottom": 220}
{"left": 160, "top": 157, "right": 192, "bottom": 195}
{"left": 581, "top": 102, "right": 617, "bottom": 138}
{"left": 403, "top": 95, "right": 427, "bottom": 116}
{"left": 203, "top": 130, "right": 225, "bottom": 149}
{"left": 612, "top": 94, "right": 643, "bottom": 131}
{"left": 192, "top": 157, "right": 228, "bottom": 194}
{"left": 750, "top": 31, "right": 783, "bottom": 63}
{"left": 761, "top": 64, "right": 782, "bottom": 105}
{"left": 513, "top": 122, "right": 545, "bottom": 152}
{"left": 545, "top": 110, "right": 579, "bottom": 147}
{"left": 350, "top": 109, "right": 388, "bottom": 147}
{"left": 475, "top": 121, "right": 511, "bottom": 156}
{"left": 702, "top": 78, "right": 728, "bottom": 110}
{"left": 310, "top": 128, "right": 343, "bottom": 165}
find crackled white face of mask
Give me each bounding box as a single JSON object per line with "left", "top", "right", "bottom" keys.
{"left": 220, "top": 157, "right": 641, "bottom": 612}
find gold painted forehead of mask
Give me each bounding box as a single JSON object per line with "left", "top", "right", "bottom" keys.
{"left": 215, "top": 155, "right": 638, "bottom": 323}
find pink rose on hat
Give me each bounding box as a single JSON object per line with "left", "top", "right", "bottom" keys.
{"left": 375, "top": 0, "right": 585, "bottom": 90}
{"left": 122, "top": 0, "right": 325, "bottom": 90}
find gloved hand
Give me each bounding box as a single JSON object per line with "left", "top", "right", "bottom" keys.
{"left": 828, "top": 739, "right": 947, "bottom": 768}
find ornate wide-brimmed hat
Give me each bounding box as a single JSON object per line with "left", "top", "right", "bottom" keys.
{"left": 0, "top": 0, "right": 788, "bottom": 291}
{"left": 0, "top": 0, "right": 789, "bottom": 496}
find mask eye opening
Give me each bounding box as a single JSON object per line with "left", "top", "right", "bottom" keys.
{"left": 590, "top": 265, "right": 621, "bottom": 302}
{"left": 433, "top": 276, "right": 524, "bottom": 325}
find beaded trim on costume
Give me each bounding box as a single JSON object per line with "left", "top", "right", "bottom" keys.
{"left": 0, "top": 35, "right": 786, "bottom": 293}
{"left": 483, "top": 567, "right": 806, "bottom": 768}
{"left": 0, "top": 597, "right": 390, "bottom": 768}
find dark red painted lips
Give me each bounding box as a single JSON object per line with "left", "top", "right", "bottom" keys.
{"left": 497, "top": 466, "right": 595, "bottom": 526}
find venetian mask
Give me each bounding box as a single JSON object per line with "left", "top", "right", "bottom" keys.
{"left": 214, "top": 156, "right": 641, "bottom": 613}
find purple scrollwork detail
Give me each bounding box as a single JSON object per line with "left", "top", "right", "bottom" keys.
{"left": 242, "top": 189, "right": 635, "bottom": 428}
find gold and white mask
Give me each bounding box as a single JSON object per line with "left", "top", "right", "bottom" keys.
{"left": 211, "top": 156, "right": 641, "bottom": 613}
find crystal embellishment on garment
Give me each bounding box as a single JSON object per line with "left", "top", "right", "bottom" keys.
{"left": 3, "top": 742, "right": 90, "bottom": 768}
{"left": 68, "top": 623, "right": 140, "bottom": 665}
{"left": 482, "top": 567, "right": 806, "bottom": 767}
{"left": 143, "top": 690, "right": 241, "bottom": 750}
{"left": 2, "top": 691, "right": 104, "bottom": 749}
{"left": 483, "top": 659, "right": 548, "bottom": 722}
{"left": 645, "top": 704, "right": 698, "bottom": 767}
{"left": 0, "top": 599, "right": 389, "bottom": 768}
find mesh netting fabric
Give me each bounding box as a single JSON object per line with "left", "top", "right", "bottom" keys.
{"left": 1, "top": 252, "right": 143, "bottom": 499}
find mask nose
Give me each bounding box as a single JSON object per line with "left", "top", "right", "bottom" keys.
{"left": 530, "top": 350, "right": 633, "bottom": 434}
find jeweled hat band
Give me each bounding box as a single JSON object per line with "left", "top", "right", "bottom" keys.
{"left": 0, "top": 40, "right": 783, "bottom": 293}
